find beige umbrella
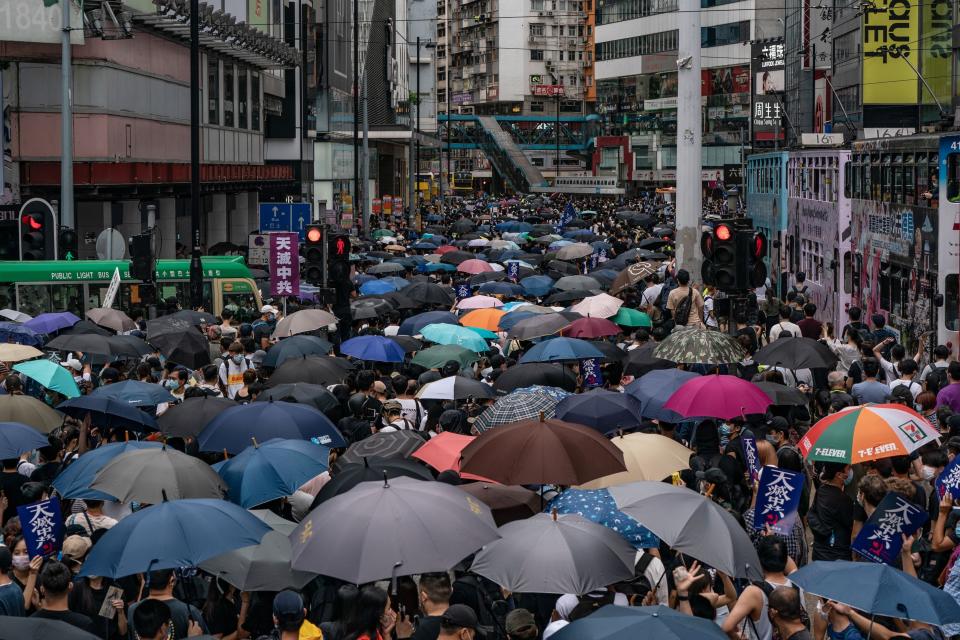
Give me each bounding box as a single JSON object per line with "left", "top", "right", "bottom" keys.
{"left": 579, "top": 433, "right": 692, "bottom": 489}
{"left": 610, "top": 261, "right": 661, "bottom": 295}
{"left": 555, "top": 242, "right": 594, "bottom": 261}
{"left": 0, "top": 344, "right": 44, "bottom": 363}
{"left": 0, "top": 395, "right": 63, "bottom": 433}
{"left": 85, "top": 308, "right": 137, "bottom": 333}
{"left": 271, "top": 309, "right": 337, "bottom": 339}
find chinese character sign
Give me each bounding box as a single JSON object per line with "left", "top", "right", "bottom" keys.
{"left": 581, "top": 358, "right": 603, "bottom": 388}
{"left": 560, "top": 203, "right": 576, "bottom": 229}
{"left": 852, "top": 492, "right": 928, "bottom": 564}
{"left": 506, "top": 261, "right": 520, "bottom": 282}
{"left": 17, "top": 498, "right": 63, "bottom": 558}
{"left": 752, "top": 466, "right": 803, "bottom": 535}
{"left": 589, "top": 252, "right": 600, "bottom": 271}
{"left": 937, "top": 456, "right": 960, "bottom": 498}
{"left": 269, "top": 232, "right": 300, "bottom": 297}
{"left": 455, "top": 284, "right": 472, "bottom": 300}
{"left": 741, "top": 432, "right": 761, "bottom": 484}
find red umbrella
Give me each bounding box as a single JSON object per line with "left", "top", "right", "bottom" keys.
{"left": 663, "top": 374, "right": 771, "bottom": 420}
{"left": 460, "top": 415, "right": 627, "bottom": 485}
{"left": 436, "top": 245, "right": 458, "bottom": 255}
{"left": 411, "top": 432, "right": 494, "bottom": 482}
{"left": 562, "top": 317, "right": 621, "bottom": 339}
{"left": 458, "top": 259, "right": 494, "bottom": 275}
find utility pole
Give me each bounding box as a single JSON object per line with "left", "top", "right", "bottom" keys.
{"left": 415, "top": 37, "right": 421, "bottom": 225}
{"left": 408, "top": 36, "right": 419, "bottom": 229}
{"left": 189, "top": 0, "right": 203, "bottom": 308}
{"left": 556, "top": 93, "right": 561, "bottom": 186}
{"left": 674, "top": 0, "right": 702, "bottom": 279}
{"left": 362, "top": 73, "right": 370, "bottom": 233}
{"left": 60, "top": 0, "right": 74, "bottom": 229}
{"left": 353, "top": 0, "right": 360, "bottom": 235}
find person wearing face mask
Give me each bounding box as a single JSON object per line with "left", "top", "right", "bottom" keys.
{"left": 9, "top": 536, "right": 40, "bottom": 612}
{"left": 252, "top": 305, "right": 280, "bottom": 351}
{"left": 218, "top": 342, "right": 251, "bottom": 400}
{"left": 808, "top": 462, "right": 855, "bottom": 561}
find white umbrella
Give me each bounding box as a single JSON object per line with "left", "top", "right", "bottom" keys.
{"left": 416, "top": 375, "right": 497, "bottom": 401}
{"left": 569, "top": 293, "right": 624, "bottom": 318}
{"left": 0, "top": 309, "right": 31, "bottom": 323}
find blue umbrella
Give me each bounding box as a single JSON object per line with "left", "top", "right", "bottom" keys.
{"left": 551, "top": 605, "right": 728, "bottom": 640}
{"left": 555, "top": 389, "right": 644, "bottom": 434}
{"left": 421, "top": 262, "right": 456, "bottom": 273}
{"left": 341, "top": 335, "right": 406, "bottom": 363}
{"left": 0, "top": 322, "right": 43, "bottom": 346}
{"left": 547, "top": 489, "right": 659, "bottom": 549}
{"left": 411, "top": 241, "right": 438, "bottom": 250}
{"left": 359, "top": 280, "right": 398, "bottom": 295}
{"left": 381, "top": 276, "right": 411, "bottom": 290}
{"left": 198, "top": 401, "right": 346, "bottom": 454}
{"left": 0, "top": 422, "right": 49, "bottom": 459}
{"left": 498, "top": 311, "right": 537, "bottom": 333}
{"left": 78, "top": 499, "right": 272, "bottom": 578}
{"left": 260, "top": 334, "right": 332, "bottom": 369}
{"left": 790, "top": 561, "right": 960, "bottom": 626}
{"left": 90, "top": 380, "right": 175, "bottom": 407}
{"left": 519, "top": 337, "right": 604, "bottom": 363}
{"left": 398, "top": 311, "right": 459, "bottom": 336}
{"left": 24, "top": 312, "right": 81, "bottom": 334}
{"left": 57, "top": 395, "right": 160, "bottom": 433}
{"left": 496, "top": 221, "right": 533, "bottom": 233}
{"left": 52, "top": 441, "right": 164, "bottom": 500}
{"left": 213, "top": 438, "right": 330, "bottom": 508}
{"left": 520, "top": 275, "right": 554, "bottom": 297}
{"left": 624, "top": 369, "right": 698, "bottom": 422}
{"left": 478, "top": 281, "right": 523, "bottom": 296}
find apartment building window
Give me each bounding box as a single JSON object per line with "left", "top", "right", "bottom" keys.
{"left": 438, "top": 68, "right": 446, "bottom": 81}
{"left": 568, "top": 75, "right": 577, "bottom": 86}
{"left": 701, "top": 21, "right": 749, "bottom": 47}
{"left": 530, "top": 23, "right": 544, "bottom": 36}
{"left": 251, "top": 73, "right": 261, "bottom": 131}
{"left": 531, "top": 49, "right": 544, "bottom": 60}
{"left": 207, "top": 58, "right": 219, "bottom": 125}
{"left": 595, "top": 29, "right": 678, "bottom": 61}
{"left": 438, "top": 89, "right": 447, "bottom": 103}
{"left": 223, "top": 64, "right": 235, "bottom": 127}
{"left": 532, "top": 0, "right": 545, "bottom": 9}
{"left": 238, "top": 71, "right": 248, "bottom": 129}
{"left": 597, "top": 0, "right": 678, "bottom": 25}
{"left": 531, "top": 101, "right": 545, "bottom": 112}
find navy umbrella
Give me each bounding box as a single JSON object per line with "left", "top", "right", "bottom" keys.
{"left": 520, "top": 275, "right": 554, "bottom": 297}
{"left": 624, "top": 369, "right": 699, "bottom": 422}
{"left": 52, "top": 441, "right": 163, "bottom": 500}
{"left": 90, "top": 380, "right": 175, "bottom": 407}
{"left": 58, "top": 395, "right": 159, "bottom": 433}
{"left": 398, "top": 310, "right": 459, "bottom": 336}
{"left": 555, "top": 389, "right": 644, "bottom": 434}
{"left": 0, "top": 322, "right": 42, "bottom": 346}
{"left": 551, "top": 605, "right": 728, "bottom": 640}
{"left": 198, "top": 401, "right": 346, "bottom": 454}
{"left": 213, "top": 438, "right": 330, "bottom": 508}
{"left": 478, "top": 281, "right": 523, "bottom": 296}
{"left": 261, "top": 335, "right": 333, "bottom": 368}
{"left": 78, "top": 499, "right": 272, "bottom": 578}
{"left": 0, "top": 422, "right": 50, "bottom": 459}
{"left": 157, "top": 396, "right": 236, "bottom": 438}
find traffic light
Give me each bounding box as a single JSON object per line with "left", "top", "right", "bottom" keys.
{"left": 19, "top": 199, "right": 57, "bottom": 260}
{"left": 327, "top": 234, "right": 352, "bottom": 302}
{"left": 744, "top": 230, "right": 768, "bottom": 289}
{"left": 702, "top": 222, "right": 737, "bottom": 290}
{"left": 302, "top": 224, "right": 325, "bottom": 284}
{"left": 59, "top": 227, "right": 78, "bottom": 260}
{"left": 129, "top": 233, "right": 154, "bottom": 282}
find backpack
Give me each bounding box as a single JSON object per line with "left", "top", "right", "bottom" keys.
{"left": 926, "top": 366, "right": 949, "bottom": 394}
{"left": 754, "top": 581, "right": 810, "bottom": 640}
{"left": 453, "top": 575, "right": 508, "bottom": 640}
{"left": 673, "top": 289, "right": 694, "bottom": 327}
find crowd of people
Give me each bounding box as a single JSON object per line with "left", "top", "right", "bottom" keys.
{"left": 0, "top": 192, "right": 957, "bottom": 640}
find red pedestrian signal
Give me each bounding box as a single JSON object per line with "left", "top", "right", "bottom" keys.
{"left": 330, "top": 235, "right": 350, "bottom": 257}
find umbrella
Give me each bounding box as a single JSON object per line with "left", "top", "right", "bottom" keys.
{"left": 570, "top": 293, "right": 623, "bottom": 318}
{"left": 460, "top": 308, "right": 506, "bottom": 332}
{"left": 250, "top": 508, "right": 299, "bottom": 536}
{"left": 351, "top": 298, "right": 395, "bottom": 320}
{"left": 470, "top": 512, "right": 636, "bottom": 595}
{"left": 460, "top": 483, "right": 541, "bottom": 526}
{"left": 359, "top": 279, "right": 398, "bottom": 295}
{"left": 0, "top": 395, "right": 62, "bottom": 433}
{"left": 799, "top": 404, "right": 940, "bottom": 464}
{"left": 622, "top": 347, "right": 675, "bottom": 378}
{"left": 753, "top": 381, "right": 809, "bottom": 406}
{"left": 520, "top": 275, "right": 555, "bottom": 297}
{"left": 52, "top": 441, "right": 164, "bottom": 500}
{"left": 387, "top": 335, "right": 423, "bottom": 353}
{"left": 612, "top": 307, "right": 653, "bottom": 328}
{"left": 0, "top": 617, "right": 100, "bottom": 640}
{"left": 789, "top": 560, "right": 960, "bottom": 626}
{"left": 46, "top": 333, "right": 146, "bottom": 358}
{"left": 0, "top": 322, "right": 42, "bottom": 346}
{"left": 440, "top": 250, "right": 474, "bottom": 265}
{"left": 398, "top": 310, "right": 459, "bottom": 336}
{"left": 624, "top": 368, "right": 699, "bottom": 422}
{"left": 311, "top": 457, "right": 433, "bottom": 506}
{"left": 592, "top": 341, "right": 628, "bottom": 364}
{"left": 548, "top": 489, "right": 659, "bottom": 549}
{"left": 0, "top": 344, "right": 43, "bottom": 362}
{"left": 753, "top": 336, "right": 839, "bottom": 369}
{"left": 555, "top": 275, "right": 601, "bottom": 292}
{"left": 546, "top": 290, "right": 595, "bottom": 305}
{"left": 266, "top": 356, "right": 353, "bottom": 386}
{"left": 494, "top": 363, "right": 578, "bottom": 393}
{"left": 421, "top": 323, "right": 490, "bottom": 353}
{"left": 458, "top": 259, "right": 494, "bottom": 274}
{"left": 79, "top": 499, "right": 272, "bottom": 578}
{"left": 147, "top": 318, "right": 211, "bottom": 369}
{"left": 610, "top": 262, "right": 661, "bottom": 295}
{"left": 416, "top": 376, "right": 496, "bottom": 401}
{"left": 62, "top": 320, "right": 111, "bottom": 336}
{"left": 256, "top": 383, "right": 339, "bottom": 414}
{"left": 519, "top": 337, "right": 604, "bottom": 363}
{"left": 0, "top": 421, "right": 49, "bottom": 459}
{"left": 13, "top": 359, "right": 80, "bottom": 398}
{"left": 214, "top": 438, "right": 329, "bottom": 508}
{"left": 473, "top": 390, "right": 561, "bottom": 432}
{"left": 411, "top": 345, "right": 480, "bottom": 370}
{"left": 90, "top": 446, "right": 226, "bottom": 503}
{"left": 0, "top": 309, "right": 31, "bottom": 323}
{"left": 155, "top": 396, "right": 235, "bottom": 438}
{"left": 460, "top": 415, "right": 627, "bottom": 485}
{"left": 90, "top": 379, "right": 175, "bottom": 407}
{"left": 271, "top": 309, "right": 338, "bottom": 338}
{"left": 664, "top": 374, "right": 771, "bottom": 420}
{"left": 261, "top": 335, "right": 333, "bottom": 368}
{"left": 199, "top": 401, "right": 346, "bottom": 454}
{"left": 580, "top": 433, "right": 693, "bottom": 489}
{"left": 608, "top": 481, "right": 762, "bottom": 579}
{"left": 167, "top": 309, "right": 217, "bottom": 325}
{"left": 550, "top": 605, "right": 729, "bottom": 640}
{"left": 341, "top": 335, "right": 406, "bottom": 363}
{"left": 652, "top": 328, "right": 747, "bottom": 365}
{"left": 57, "top": 395, "right": 158, "bottom": 433}
{"left": 85, "top": 308, "right": 137, "bottom": 333}
{"left": 200, "top": 529, "right": 315, "bottom": 592}
{"left": 457, "top": 295, "right": 503, "bottom": 310}
{"left": 555, "top": 389, "right": 643, "bottom": 434}
{"left": 24, "top": 312, "right": 80, "bottom": 334}
{"left": 366, "top": 262, "right": 406, "bottom": 276}
{"left": 290, "top": 477, "right": 499, "bottom": 585}
{"left": 554, "top": 243, "right": 594, "bottom": 261}
{"left": 410, "top": 432, "right": 491, "bottom": 481}
{"left": 562, "top": 317, "right": 621, "bottom": 338}
{"left": 507, "top": 313, "right": 572, "bottom": 340}
{"left": 338, "top": 430, "right": 427, "bottom": 466}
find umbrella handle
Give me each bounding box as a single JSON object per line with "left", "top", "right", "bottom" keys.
{"left": 390, "top": 561, "right": 403, "bottom": 596}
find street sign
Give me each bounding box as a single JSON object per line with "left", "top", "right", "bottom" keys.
{"left": 248, "top": 233, "right": 270, "bottom": 266}
{"left": 101, "top": 268, "right": 121, "bottom": 309}
{"left": 258, "top": 203, "right": 312, "bottom": 241}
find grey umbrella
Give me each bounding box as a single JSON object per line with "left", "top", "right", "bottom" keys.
{"left": 608, "top": 481, "right": 762, "bottom": 580}
{"left": 200, "top": 530, "right": 315, "bottom": 591}
{"left": 271, "top": 309, "right": 338, "bottom": 338}
{"left": 249, "top": 509, "right": 298, "bottom": 536}
{"left": 90, "top": 447, "right": 226, "bottom": 503}
{"left": 290, "top": 477, "right": 500, "bottom": 584}
{"left": 507, "top": 313, "right": 572, "bottom": 340}
{"left": 555, "top": 275, "right": 602, "bottom": 291}
{"left": 470, "top": 512, "right": 636, "bottom": 595}
{"left": 85, "top": 308, "right": 137, "bottom": 333}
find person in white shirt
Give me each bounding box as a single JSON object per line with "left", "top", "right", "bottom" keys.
{"left": 633, "top": 549, "right": 670, "bottom": 606}
{"left": 379, "top": 400, "right": 413, "bottom": 432}
{"left": 768, "top": 307, "right": 801, "bottom": 342}
{"left": 218, "top": 342, "right": 251, "bottom": 399}
{"left": 640, "top": 277, "right": 664, "bottom": 312}
{"left": 920, "top": 344, "right": 951, "bottom": 381}
{"left": 889, "top": 359, "right": 922, "bottom": 400}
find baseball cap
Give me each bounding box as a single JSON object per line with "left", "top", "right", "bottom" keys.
{"left": 273, "top": 590, "right": 305, "bottom": 623}
{"left": 62, "top": 358, "right": 83, "bottom": 372}
{"left": 441, "top": 604, "right": 478, "bottom": 630}
{"left": 383, "top": 399, "right": 403, "bottom": 413}
{"left": 260, "top": 305, "right": 279, "bottom": 315}
{"left": 766, "top": 416, "right": 789, "bottom": 434}
{"left": 505, "top": 609, "right": 537, "bottom": 636}
{"left": 62, "top": 535, "right": 92, "bottom": 563}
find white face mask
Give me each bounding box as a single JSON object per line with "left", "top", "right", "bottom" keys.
{"left": 921, "top": 465, "right": 937, "bottom": 481}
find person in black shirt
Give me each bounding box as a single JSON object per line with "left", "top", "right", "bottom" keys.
{"left": 412, "top": 573, "right": 453, "bottom": 640}
{"left": 808, "top": 462, "right": 855, "bottom": 561}
{"left": 30, "top": 561, "right": 95, "bottom": 634}
{"left": 0, "top": 458, "right": 28, "bottom": 525}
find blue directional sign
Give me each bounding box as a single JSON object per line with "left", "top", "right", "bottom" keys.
{"left": 259, "top": 203, "right": 312, "bottom": 241}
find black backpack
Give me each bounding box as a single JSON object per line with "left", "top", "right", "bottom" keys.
{"left": 754, "top": 581, "right": 810, "bottom": 639}
{"left": 673, "top": 289, "right": 694, "bottom": 327}
{"left": 926, "top": 366, "right": 949, "bottom": 395}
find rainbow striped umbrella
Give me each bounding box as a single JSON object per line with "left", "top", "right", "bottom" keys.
{"left": 799, "top": 404, "right": 940, "bottom": 464}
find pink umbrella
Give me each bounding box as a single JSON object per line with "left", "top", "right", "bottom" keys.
{"left": 457, "top": 295, "right": 504, "bottom": 310}
{"left": 458, "top": 259, "right": 494, "bottom": 275}
{"left": 562, "top": 317, "right": 621, "bottom": 339}
{"left": 663, "top": 375, "right": 771, "bottom": 420}
{"left": 436, "top": 245, "right": 458, "bottom": 255}
{"left": 411, "top": 432, "right": 494, "bottom": 482}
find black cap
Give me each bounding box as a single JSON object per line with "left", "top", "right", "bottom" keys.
{"left": 273, "top": 590, "right": 305, "bottom": 623}
{"left": 767, "top": 416, "right": 789, "bottom": 434}
{"left": 441, "top": 604, "right": 478, "bottom": 630}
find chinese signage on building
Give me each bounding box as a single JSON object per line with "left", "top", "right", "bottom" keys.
{"left": 532, "top": 85, "right": 566, "bottom": 97}
{"left": 269, "top": 232, "right": 300, "bottom": 297}
{"left": 751, "top": 39, "right": 785, "bottom": 142}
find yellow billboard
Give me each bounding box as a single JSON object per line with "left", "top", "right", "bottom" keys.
{"left": 862, "top": 0, "right": 919, "bottom": 104}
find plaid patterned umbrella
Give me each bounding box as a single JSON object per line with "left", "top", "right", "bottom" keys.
{"left": 473, "top": 391, "right": 560, "bottom": 432}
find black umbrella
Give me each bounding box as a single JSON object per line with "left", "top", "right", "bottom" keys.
{"left": 257, "top": 382, "right": 340, "bottom": 414}
{"left": 0, "top": 617, "right": 100, "bottom": 640}
{"left": 753, "top": 381, "right": 809, "bottom": 407}
{"left": 158, "top": 396, "right": 236, "bottom": 438}
{"left": 148, "top": 317, "right": 211, "bottom": 369}
{"left": 440, "top": 251, "right": 474, "bottom": 266}
{"left": 546, "top": 260, "right": 581, "bottom": 278}
{"left": 638, "top": 238, "right": 669, "bottom": 250}
{"left": 261, "top": 335, "right": 333, "bottom": 368}
{"left": 494, "top": 363, "right": 578, "bottom": 393}
{"left": 622, "top": 348, "right": 674, "bottom": 378}
{"left": 378, "top": 292, "right": 420, "bottom": 310}
{"left": 545, "top": 290, "right": 596, "bottom": 305}
{"left": 468, "top": 271, "right": 506, "bottom": 286}
{"left": 753, "top": 336, "right": 838, "bottom": 369}
{"left": 404, "top": 282, "right": 455, "bottom": 306}
{"left": 591, "top": 341, "right": 628, "bottom": 363}
{"left": 338, "top": 430, "right": 429, "bottom": 466}
{"left": 366, "top": 262, "right": 406, "bottom": 275}
{"left": 109, "top": 335, "right": 153, "bottom": 357}
{"left": 351, "top": 298, "right": 394, "bottom": 320}
{"left": 388, "top": 335, "right": 423, "bottom": 353}
{"left": 309, "top": 457, "right": 433, "bottom": 508}
{"left": 451, "top": 218, "right": 476, "bottom": 234}
{"left": 167, "top": 309, "right": 217, "bottom": 325}
{"left": 61, "top": 320, "right": 112, "bottom": 336}
{"left": 46, "top": 334, "right": 146, "bottom": 359}
{"left": 266, "top": 356, "right": 353, "bottom": 387}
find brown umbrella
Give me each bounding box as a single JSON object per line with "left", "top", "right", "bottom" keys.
{"left": 459, "top": 415, "right": 627, "bottom": 486}
{"left": 610, "top": 261, "right": 661, "bottom": 295}
{"left": 460, "top": 483, "right": 541, "bottom": 526}
{"left": 0, "top": 395, "right": 63, "bottom": 433}
{"left": 85, "top": 308, "right": 137, "bottom": 333}
{"left": 271, "top": 309, "right": 338, "bottom": 338}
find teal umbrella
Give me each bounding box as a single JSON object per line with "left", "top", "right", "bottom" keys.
{"left": 421, "top": 323, "right": 490, "bottom": 353}
{"left": 411, "top": 345, "right": 480, "bottom": 370}
{"left": 14, "top": 360, "right": 80, "bottom": 398}
{"left": 464, "top": 326, "right": 499, "bottom": 340}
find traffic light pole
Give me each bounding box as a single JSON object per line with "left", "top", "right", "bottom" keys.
{"left": 60, "top": 0, "right": 74, "bottom": 229}
{"left": 189, "top": 0, "right": 203, "bottom": 309}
